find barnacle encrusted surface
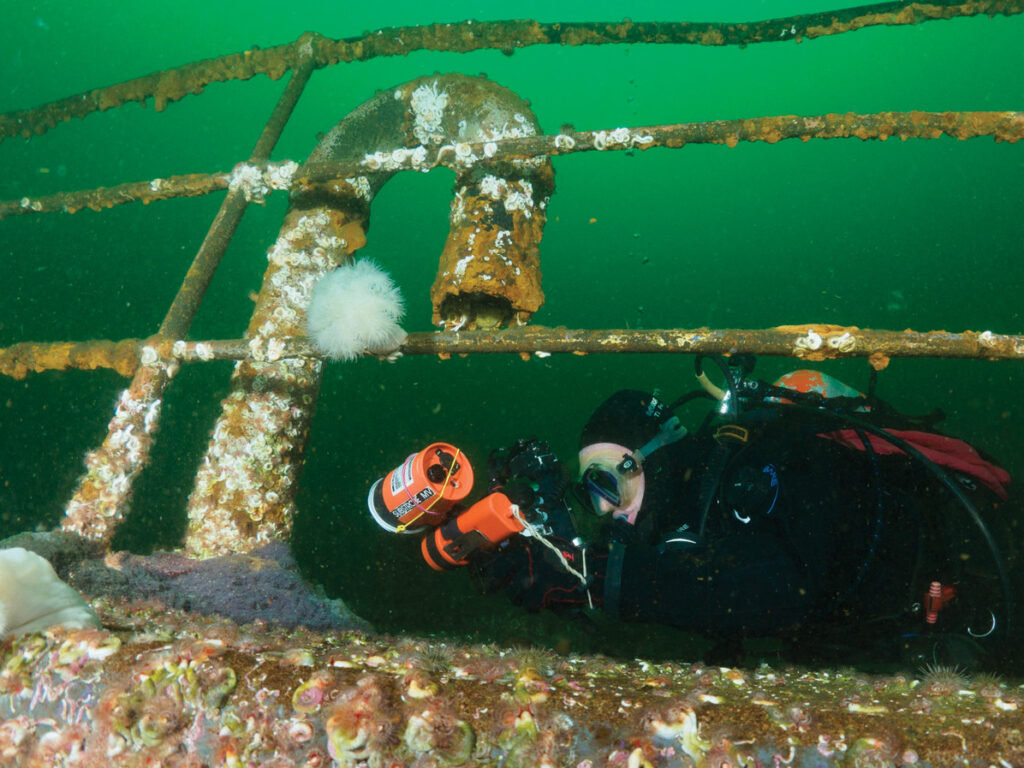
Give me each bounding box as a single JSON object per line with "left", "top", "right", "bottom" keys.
{"left": 2, "top": 597, "right": 1023, "bottom": 767}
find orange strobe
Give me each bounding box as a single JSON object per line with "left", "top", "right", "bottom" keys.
{"left": 367, "top": 443, "right": 473, "bottom": 533}
{"left": 421, "top": 491, "right": 526, "bottom": 570}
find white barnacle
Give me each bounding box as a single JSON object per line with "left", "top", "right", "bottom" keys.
{"left": 479, "top": 174, "right": 506, "bottom": 200}
{"left": 345, "top": 176, "right": 373, "bottom": 201}
{"left": 267, "top": 338, "right": 286, "bottom": 362}
{"left": 139, "top": 346, "right": 159, "bottom": 366}
{"left": 554, "top": 133, "right": 576, "bottom": 150}
{"left": 827, "top": 332, "right": 856, "bottom": 353}
{"left": 266, "top": 160, "right": 298, "bottom": 190}
{"left": 978, "top": 330, "right": 997, "bottom": 348}
{"left": 794, "top": 329, "right": 823, "bottom": 354}
{"left": 410, "top": 81, "right": 449, "bottom": 145}
{"left": 454, "top": 142, "right": 477, "bottom": 166}
{"left": 195, "top": 342, "right": 215, "bottom": 361}
{"left": 534, "top": 350, "right": 551, "bottom": 358}
{"left": 608, "top": 127, "right": 631, "bottom": 146}
{"left": 228, "top": 162, "right": 269, "bottom": 202}
{"left": 149, "top": 178, "right": 166, "bottom": 193}
{"left": 502, "top": 180, "right": 534, "bottom": 217}
{"left": 391, "top": 147, "right": 412, "bottom": 166}
{"left": 172, "top": 340, "right": 187, "bottom": 358}
{"left": 483, "top": 141, "right": 498, "bottom": 158}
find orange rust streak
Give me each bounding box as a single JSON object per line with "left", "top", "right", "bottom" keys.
{"left": 0, "top": 339, "right": 140, "bottom": 380}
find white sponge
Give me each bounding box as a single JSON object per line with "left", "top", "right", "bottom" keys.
{"left": 0, "top": 547, "right": 100, "bottom": 638}
{"left": 306, "top": 259, "right": 406, "bottom": 360}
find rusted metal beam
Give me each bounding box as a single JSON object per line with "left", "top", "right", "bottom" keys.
{"left": 2, "top": 1, "right": 1021, "bottom": 143}
{"left": 4, "top": 325, "right": 1024, "bottom": 380}
{"left": 60, "top": 60, "right": 315, "bottom": 546}
{"left": 5, "top": 110, "right": 1021, "bottom": 220}
{"left": 0, "top": 339, "right": 140, "bottom": 379}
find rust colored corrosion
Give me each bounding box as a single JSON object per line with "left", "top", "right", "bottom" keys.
{"left": 2, "top": 1, "right": 1022, "bottom": 144}
{"left": 432, "top": 180, "right": 549, "bottom": 328}
{"left": 4, "top": 325, "right": 1024, "bottom": 380}
{"left": 0, "top": 172, "right": 227, "bottom": 219}
{"left": 0, "top": 338, "right": 139, "bottom": 380}
{"left": 5, "top": 110, "right": 1020, "bottom": 221}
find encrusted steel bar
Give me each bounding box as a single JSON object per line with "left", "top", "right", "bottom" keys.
{"left": 60, "top": 61, "right": 315, "bottom": 545}
{"left": 2, "top": 605, "right": 1023, "bottom": 767}
{"left": 2, "top": 2, "right": 1021, "bottom": 143}
{"left": 160, "top": 60, "right": 315, "bottom": 339}
{"left": 4, "top": 110, "right": 1020, "bottom": 220}
{"left": 5, "top": 325, "right": 1024, "bottom": 380}
{"left": 132, "top": 325, "right": 1024, "bottom": 369}
{"left": 0, "top": 339, "right": 140, "bottom": 380}
{"left": 182, "top": 205, "right": 368, "bottom": 559}
{"left": 0, "top": 172, "right": 229, "bottom": 219}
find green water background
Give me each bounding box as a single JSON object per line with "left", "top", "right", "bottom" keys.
{"left": 1, "top": 1, "right": 1022, "bottom": 656}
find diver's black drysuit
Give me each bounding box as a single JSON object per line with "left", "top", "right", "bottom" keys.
{"left": 471, "top": 386, "right": 1014, "bottom": 664}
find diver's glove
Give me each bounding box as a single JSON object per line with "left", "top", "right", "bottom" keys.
{"left": 469, "top": 530, "right": 604, "bottom": 614}
{"left": 471, "top": 438, "right": 603, "bottom": 613}
{"left": 487, "top": 438, "right": 569, "bottom": 508}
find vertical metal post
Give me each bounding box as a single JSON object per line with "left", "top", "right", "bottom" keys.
{"left": 183, "top": 205, "right": 367, "bottom": 558}
{"left": 61, "top": 60, "right": 315, "bottom": 544}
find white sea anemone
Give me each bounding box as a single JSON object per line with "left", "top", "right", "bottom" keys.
{"left": 0, "top": 547, "right": 100, "bottom": 639}
{"left": 306, "top": 260, "right": 406, "bottom": 361}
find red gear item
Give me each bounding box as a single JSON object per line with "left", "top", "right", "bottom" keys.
{"left": 925, "top": 581, "right": 956, "bottom": 624}
{"left": 821, "top": 429, "right": 1010, "bottom": 500}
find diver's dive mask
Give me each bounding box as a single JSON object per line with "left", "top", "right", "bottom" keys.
{"left": 581, "top": 465, "right": 623, "bottom": 509}
{"left": 576, "top": 415, "right": 687, "bottom": 524}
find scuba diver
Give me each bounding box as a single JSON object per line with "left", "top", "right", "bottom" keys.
{"left": 367, "top": 355, "right": 1016, "bottom": 667}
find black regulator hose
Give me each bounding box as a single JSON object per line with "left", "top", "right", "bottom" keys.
{"left": 694, "top": 354, "right": 741, "bottom": 420}
{"left": 784, "top": 401, "right": 1015, "bottom": 640}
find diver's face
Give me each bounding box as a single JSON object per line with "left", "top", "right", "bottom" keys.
{"left": 577, "top": 442, "right": 646, "bottom": 523}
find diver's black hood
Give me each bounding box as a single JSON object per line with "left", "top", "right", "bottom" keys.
{"left": 579, "top": 390, "right": 671, "bottom": 451}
